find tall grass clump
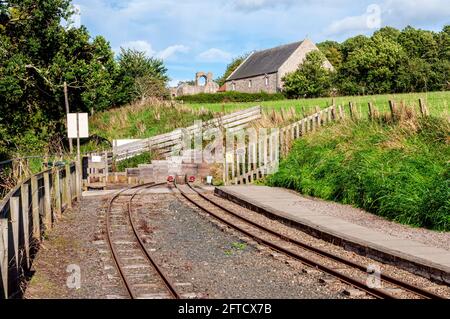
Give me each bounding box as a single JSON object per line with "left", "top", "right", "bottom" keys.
{"left": 90, "top": 98, "right": 214, "bottom": 141}
{"left": 267, "top": 116, "right": 450, "bottom": 231}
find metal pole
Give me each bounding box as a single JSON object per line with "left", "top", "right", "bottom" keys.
{"left": 76, "top": 113, "right": 81, "bottom": 202}
{"left": 64, "top": 82, "right": 73, "bottom": 154}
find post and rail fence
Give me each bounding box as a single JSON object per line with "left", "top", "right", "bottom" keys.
{"left": 0, "top": 162, "right": 80, "bottom": 299}
{"left": 225, "top": 99, "right": 433, "bottom": 185}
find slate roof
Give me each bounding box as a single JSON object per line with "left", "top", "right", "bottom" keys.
{"left": 227, "top": 41, "right": 303, "bottom": 81}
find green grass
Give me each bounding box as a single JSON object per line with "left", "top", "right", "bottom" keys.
{"left": 267, "top": 116, "right": 450, "bottom": 231}
{"left": 90, "top": 101, "right": 215, "bottom": 142}
{"left": 186, "top": 91, "right": 450, "bottom": 117}
{"left": 116, "top": 151, "right": 153, "bottom": 171}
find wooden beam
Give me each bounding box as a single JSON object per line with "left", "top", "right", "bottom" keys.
{"left": 43, "top": 172, "right": 52, "bottom": 231}
{"left": 20, "top": 184, "right": 30, "bottom": 269}
{"left": 30, "top": 176, "right": 40, "bottom": 241}
{"left": 0, "top": 219, "right": 8, "bottom": 299}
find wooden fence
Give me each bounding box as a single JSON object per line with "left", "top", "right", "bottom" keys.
{"left": 113, "top": 106, "right": 262, "bottom": 161}
{"left": 226, "top": 99, "right": 432, "bottom": 185}
{"left": 0, "top": 163, "right": 79, "bottom": 298}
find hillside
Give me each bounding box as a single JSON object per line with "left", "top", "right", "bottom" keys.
{"left": 267, "top": 114, "right": 450, "bottom": 231}
{"left": 184, "top": 91, "right": 449, "bottom": 117}
{"left": 84, "top": 99, "right": 215, "bottom": 152}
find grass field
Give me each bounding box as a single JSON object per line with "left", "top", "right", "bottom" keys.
{"left": 186, "top": 91, "right": 450, "bottom": 117}
{"left": 267, "top": 114, "right": 450, "bottom": 231}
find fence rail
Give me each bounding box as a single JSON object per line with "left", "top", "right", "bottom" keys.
{"left": 113, "top": 106, "right": 262, "bottom": 161}
{"left": 227, "top": 99, "right": 432, "bottom": 185}
{"left": 0, "top": 162, "right": 79, "bottom": 299}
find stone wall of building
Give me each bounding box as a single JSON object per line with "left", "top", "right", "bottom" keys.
{"left": 225, "top": 72, "right": 278, "bottom": 94}
{"left": 277, "top": 39, "right": 334, "bottom": 90}
{"left": 171, "top": 71, "right": 219, "bottom": 97}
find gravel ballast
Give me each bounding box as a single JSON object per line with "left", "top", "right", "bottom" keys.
{"left": 133, "top": 192, "right": 346, "bottom": 299}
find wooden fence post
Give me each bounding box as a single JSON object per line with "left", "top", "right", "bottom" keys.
{"left": 331, "top": 105, "right": 337, "bottom": 121}
{"left": 9, "top": 197, "right": 19, "bottom": 271}
{"left": 20, "top": 184, "right": 30, "bottom": 269}
{"left": 65, "top": 165, "right": 72, "bottom": 209}
{"left": 0, "top": 219, "right": 8, "bottom": 299}
{"left": 54, "top": 169, "right": 62, "bottom": 219}
{"left": 43, "top": 172, "right": 52, "bottom": 231}
{"left": 30, "top": 176, "right": 40, "bottom": 240}
{"left": 419, "top": 98, "right": 429, "bottom": 116}
{"left": 349, "top": 102, "right": 356, "bottom": 119}
{"left": 389, "top": 100, "right": 398, "bottom": 121}
{"left": 338, "top": 105, "right": 344, "bottom": 120}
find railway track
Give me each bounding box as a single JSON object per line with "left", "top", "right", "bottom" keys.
{"left": 105, "top": 183, "right": 181, "bottom": 299}
{"left": 175, "top": 181, "right": 445, "bottom": 300}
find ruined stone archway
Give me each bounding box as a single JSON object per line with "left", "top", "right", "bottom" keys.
{"left": 195, "top": 72, "right": 213, "bottom": 87}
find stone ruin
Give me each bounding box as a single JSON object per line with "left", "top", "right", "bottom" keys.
{"left": 170, "top": 72, "right": 219, "bottom": 98}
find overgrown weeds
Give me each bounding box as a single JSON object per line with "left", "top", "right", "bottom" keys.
{"left": 268, "top": 113, "right": 450, "bottom": 231}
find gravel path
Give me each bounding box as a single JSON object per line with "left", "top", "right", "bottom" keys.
{"left": 24, "top": 196, "right": 115, "bottom": 299}
{"left": 134, "top": 193, "right": 346, "bottom": 299}
{"left": 279, "top": 188, "right": 450, "bottom": 251}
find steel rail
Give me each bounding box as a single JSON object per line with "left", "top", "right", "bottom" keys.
{"left": 128, "top": 184, "right": 181, "bottom": 299}
{"left": 186, "top": 183, "right": 444, "bottom": 300}
{"left": 175, "top": 181, "right": 436, "bottom": 299}
{"left": 105, "top": 182, "right": 179, "bottom": 299}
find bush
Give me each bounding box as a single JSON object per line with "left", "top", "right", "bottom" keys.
{"left": 267, "top": 117, "right": 450, "bottom": 231}
{"left": 116, "top": 152, "right": 153, "bottom": 172}
{"left": 176, "top": 91, "right": 285, "bottom": 104}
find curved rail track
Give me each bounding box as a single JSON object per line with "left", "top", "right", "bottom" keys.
{"left": 105, "top": 183, "right": 180, "bottom": 299}
{"left": 175, "top": 181, "right": 445, "bottom": 300}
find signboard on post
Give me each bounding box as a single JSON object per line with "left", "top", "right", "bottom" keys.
{"left": 67, "top": 113, "right": 89, "bottom": 202}
{"left": 67, "top": 113, "right": 89, "bottom": 138}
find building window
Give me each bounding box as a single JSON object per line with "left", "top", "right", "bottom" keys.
{"left": 248, "top": 80, "right": 252, "bottom": 88}
{"left": 231, "top": 82, "right": 236, "bottom": 91}
{"left": 265, "top": 76, "right": 269, "bottom": 87}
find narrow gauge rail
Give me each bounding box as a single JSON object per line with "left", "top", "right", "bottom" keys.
{"left": 175, "top": 181, "right": 445, "bottom": 300}
{"left": 105, "top": 183, "right": 180, "bottom": 299}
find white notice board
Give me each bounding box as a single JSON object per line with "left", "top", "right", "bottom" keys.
{"left": 67, "top": 113, "right": 89, "bottom": 138}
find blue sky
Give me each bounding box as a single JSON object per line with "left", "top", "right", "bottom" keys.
{"left": 72, "top": 0, "right": 450, "bottom": 86}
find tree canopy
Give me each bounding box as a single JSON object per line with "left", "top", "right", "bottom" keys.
{"left": 283, "top": 51, "right": 333, "bottom": 98}
{"left": 316, "top": 25, "right": 450, "bottom": 96}
{"left": 0, "top": 0, "right": 168, "bottom": 159}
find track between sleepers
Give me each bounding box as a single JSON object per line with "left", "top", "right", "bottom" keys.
{"left": 175, "top": 181, "right": 445, "bottom": 300}
{"left": 105, "top": 183, "right": 181, "bottom": 299}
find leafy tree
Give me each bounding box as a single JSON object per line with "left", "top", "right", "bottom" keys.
{"left": 0, "top": 0, "right": 171, "bottom": 157}
{"left": 337, "top": 34, "right": 407, "bottom": 95}
{"left": 216, "top": 53, "right": 250, "bottom": 87}
{"left": 282, "top": 51, "right": 333, "bottom": 98}
{"left": 317, "top": 41, "right": 343, "bottom": 70}
{"left": 114, "top": 48, "right": 169, "bottom": 105}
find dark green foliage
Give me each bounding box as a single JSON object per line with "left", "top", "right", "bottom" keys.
{"left": 113, "top": 48, "right": 169, "bottom": 105}
{"left": 176, "top": 91, "right": 285, "bottom": 104}
{"left": 216, "top": 53, "right": 250, "bottom": 87}
{"left": 316, "top": 25, "right": 450, "bottom": 96}
{"left": 268, "top": 118, "right": 450, "bottom": 231}
{"left": 116, "top": 151, "right": 152, "bottom": 172}
{"left": 0, "top": 0, "right": 169, "bottom": 158}
{"left": 282, "top": 51, "right": 333, "bottom": 98}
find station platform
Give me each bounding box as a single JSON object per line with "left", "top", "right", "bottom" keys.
{"left": 215, "top": 185, "right": 450, "bottom": 285}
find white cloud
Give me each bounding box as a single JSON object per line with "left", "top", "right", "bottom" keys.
{"left": 325, "top": 0, "right": 450, "bottom": 36}
{"left": 325, "top": 4, "right": 381, "bottom": 35}
{"left": 118, "top": 41, "right": 189, "bottom": 60}
{"left": 119, "top": 40, "right": 155, "bottom": 56}
{"left": 233, "top": 0, "right": 294, "bottom": 12}
{"left": 198, "top": 48, "right": 233, "bottom": 63}
{"left": 383, "top": 0, "right": 450, "bottom": 22}
{"left": 157, "top": 45, "right": 190, "bottom": 60}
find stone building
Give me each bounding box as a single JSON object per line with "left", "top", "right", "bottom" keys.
{"left": 171, "top": 72, "right": 219, "bottom": 97}
{"left": 225, "top": 39, "right": 333, "bottom": 94}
